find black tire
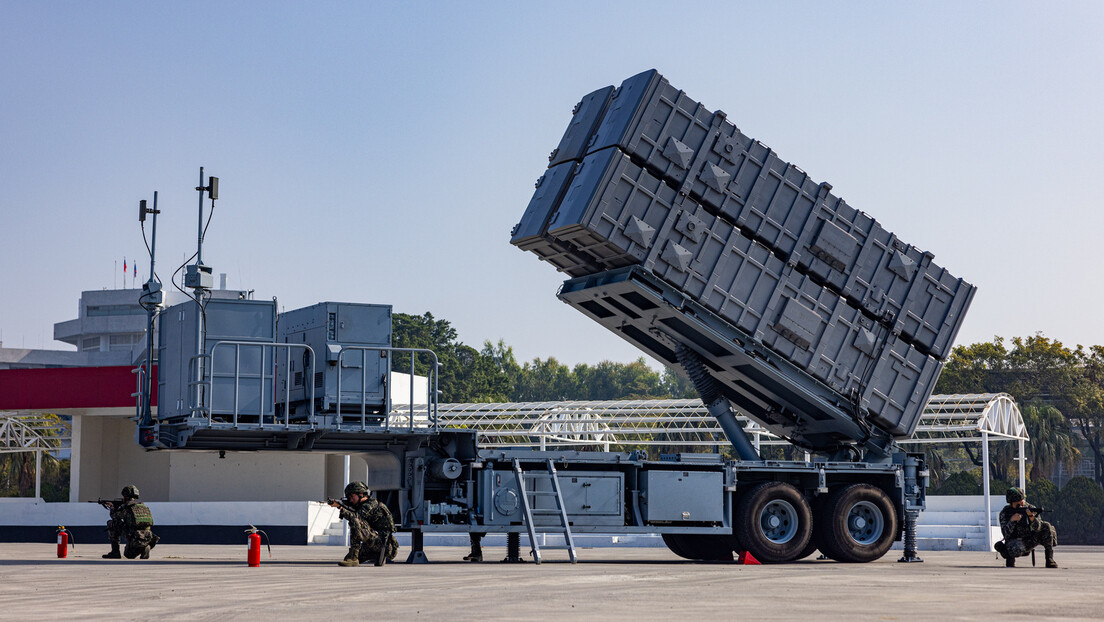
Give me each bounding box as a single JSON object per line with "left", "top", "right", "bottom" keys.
{"left": 795, "top": 492, "right": 828, "bottom": 560}
{"left": 814, "top": 484, "right": 897, "bottom": 563}
{"left": 661, "top": 533, "right": 691, "bottom": 559}
{"left": 661, "top": 534, "right": 737, "bottom": 561}
{"left": 734, "top": 482, "right": 813, "bottom": 563}
{"left": 795, "top": 537, "right": 820, "bottom": 561}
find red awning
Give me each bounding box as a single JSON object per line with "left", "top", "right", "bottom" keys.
{"left": 0, "top": 366, "right": 157, "bottom": 410}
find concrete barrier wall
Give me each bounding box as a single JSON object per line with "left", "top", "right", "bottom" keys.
{"left": 0, "top": 498, "right": 319, "bottom": 546}
{"left": 1, "top": 495, "right": 1008, "bottom": 550}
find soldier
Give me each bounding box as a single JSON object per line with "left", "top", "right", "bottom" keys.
{"left": 101, "top": 485, "right": 159, "bottom": 560}
{"left": 464, "top": 532, "right": 485, "bottom": 562}
{"left": 994, "top": 487, "right": 1057, "bottom": 568}
{"left": 329, "top": 481, "right": 398, "bottom": 567}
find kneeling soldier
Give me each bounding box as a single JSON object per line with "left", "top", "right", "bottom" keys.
{"left": 101, "top": 485, "right": 159, "bottom": 560}
{"left": 994, "top": 487, "right": 1057, "bottom": 568}
{"left": 329, "top": 481, "right": 398, "bottom": 567}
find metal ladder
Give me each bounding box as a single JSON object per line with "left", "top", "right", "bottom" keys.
{"left": 512, "top": 458, "right": 577, "bottom": 564}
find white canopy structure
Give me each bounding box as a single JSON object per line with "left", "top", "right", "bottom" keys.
{"left": 437, "top": 393, "right": 1027, "bottom": 455}
{"left": 899, "top": 393, "right": 1029, "bottom": 548}
{"left": 0, "top": 413, "right": 71, "bottom": 499}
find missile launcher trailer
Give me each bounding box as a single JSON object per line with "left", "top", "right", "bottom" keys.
{"left": 135, "top": 70, "right": 975, "bottom": 565}
{"left": 510, "top": 69, "right": 977, "bottom": 561}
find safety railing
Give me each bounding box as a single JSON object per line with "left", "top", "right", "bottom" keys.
{"left": 336, "top": 346, "right": 440, "bottom": 432}
{"left": 189, "top": 341, "right": 315, "bottom": 428}
{"left": 131, "top": 365, "right": 146, "bottom": 421}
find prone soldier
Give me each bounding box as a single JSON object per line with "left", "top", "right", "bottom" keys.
{"left": 100, "top": 485, "right": 159, "bottom": 559}
{"left": 994, "top": 487, "right": 1057, "bottom": 568}
{"left": 328, "top": 481, "right": 398, "bottom": 567}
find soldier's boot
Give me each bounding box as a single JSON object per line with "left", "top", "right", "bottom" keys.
{"left": 338, "top": 548, "right": 360, "bottom": 567}
{"left": 1045, "top": 547, "right": 1057, "bottom": 568}
{"left": 102, "top": 543, "right": 121, "bottom": 559}
{"left": 1005, "top": 555, "right": 1015, "bottom": 568}
{"left": 149, "top": 534, "right": 160, "bottom": 550}
{"left": 140, "top": 545, "right": 151, "bottom": 559}
{"left": 463, "top": 545, "right": 483, "bottom": 562}
{"left": 993, "top": 541, "right": 1007, "bottom": 559}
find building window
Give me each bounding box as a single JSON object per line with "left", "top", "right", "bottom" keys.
{"left": 81, "top": 337, "right": 100, "bottom": 351}
{"left": 108, "top": 334, "right": 139, "bottom": 351}
{"left": 86, "top": 304, "right": 145, "bottom": 317}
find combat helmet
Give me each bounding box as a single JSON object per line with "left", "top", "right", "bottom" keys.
{"left": 121, "top": 485, "right": 140, "bottom": 500}
{"left": 344, "top": 481, "right": 370, "bottom": 497}
{"left": 1006, "top": 487, "right": 1025, "bottom": 503}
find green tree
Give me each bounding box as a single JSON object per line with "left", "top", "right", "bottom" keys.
{"left": 1021, "top": 403, "right": 1081, "bottom": 481}
{"left": 935, "top": 337, "right": 1009, "bottom": 394}
{"left": 659, "top": 367, "right": 697, "bottom": 399}
{"left": 1054, "top": 476, "right": 1104, "bottom": 545}
{"left": 1026, "top": 478, "right": 1059, "bottom": 511}
{"left": 513, "top": 357, "right": 578, "bottom": 401}
{"left": 1067, "top": 345, "right": 1104, "bottom": 488}
{"left": 391, "top": 312, "right": 513, "bottom": 402}
{"left": 937, "top": 335, "right": 1103, "bottom": 489}
{"left": 1003, "top": 335, "right": 1082, "bottom": 405}
{"left": 933, "top": 470, "right": 980, "bottom": 495}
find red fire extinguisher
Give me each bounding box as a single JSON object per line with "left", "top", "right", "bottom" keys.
{"left": 245, "top": 525, "right": 271, "bottom": 567}
{"left": 57, "top": 526, "right": 74, "bottom": 558}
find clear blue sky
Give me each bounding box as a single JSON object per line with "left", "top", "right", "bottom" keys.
{"left": 2, "top": 1, "right": 1102, "bottom": 367}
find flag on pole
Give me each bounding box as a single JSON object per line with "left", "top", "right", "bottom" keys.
{"left": 123, "top": 258, "right": 127, "bottom": 275}
{"left": 134, "top": 262, "right": 137, "bottom": 278}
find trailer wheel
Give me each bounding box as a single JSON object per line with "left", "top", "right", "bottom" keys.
{"left": 661, "top": 534, "right": 737, "bottom": 561}
{"left": 815, "top": 484, "right": 897, "bottom": 563}
{"left": 734, "top": 482, "right": 812, "bottom": 563}
{"left": 795, "top": 538, "right": 820, "bottom": 561}
{"left": 794, "top": 493, "right": 827, "bottom": 560}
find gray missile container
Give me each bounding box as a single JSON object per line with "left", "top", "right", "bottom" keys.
{"left": 513, "top": 69, "right": 976, "bottom": 454}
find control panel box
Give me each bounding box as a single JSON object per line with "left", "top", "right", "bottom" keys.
{"left": 640, "top": 470, "right": 725, "bottom": 524}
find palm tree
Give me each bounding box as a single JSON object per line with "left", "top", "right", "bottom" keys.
{"left": 1022, "top": 403, "right": 1081, "bottom": 481}
{"left": 0, "top": 414, "right": 68, "bottom": 497}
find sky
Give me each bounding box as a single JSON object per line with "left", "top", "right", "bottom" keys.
{"left": 2, "top": 1, "right": 1103, "bottom": 369}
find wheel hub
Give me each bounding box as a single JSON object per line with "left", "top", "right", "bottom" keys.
{"left": 846, "top": 500, "right": 884, "bottom": 545}
{"left": 760, "top": 499, "right": 797, "bottom": 544}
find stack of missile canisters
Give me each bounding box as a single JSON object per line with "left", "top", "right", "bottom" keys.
{"left": 512, "top": 70, "right": 976, "bottom": 440}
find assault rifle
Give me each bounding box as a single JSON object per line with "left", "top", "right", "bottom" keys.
{"left": 323, "top": 498, "right": 354, "bottom": 512}
{"left": 96, "top": 498, "right": 124, "bottom": 510}
{"left": 1009, "top": 506, "right": 1047, "bottom": 519}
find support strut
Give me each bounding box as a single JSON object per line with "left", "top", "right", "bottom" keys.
{"left": 675, "top": 344, "right": 760, "bottom": 461}
{"left": 897, "top": 511, "right": 923, "bottom": 563}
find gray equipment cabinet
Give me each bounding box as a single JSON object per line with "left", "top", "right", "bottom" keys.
{"left": 156, "top": 298, "right": 277, "bottom": 422}
{"left": 276, "top": 302, "right": 392, "bottom": 417}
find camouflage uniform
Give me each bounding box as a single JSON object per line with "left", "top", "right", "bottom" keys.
{"left": 338, "top": 482, "right": 398, "bottom": 565}
{"left": 998, "top": 504, "right": 1056, "bottom": 557}
{"left": 996, "top": 487, "right": 1056, "bottom": 567}
{"left": 104, "top": 485, "right": 159, "bottom": 560}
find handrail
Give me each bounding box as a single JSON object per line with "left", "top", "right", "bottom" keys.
{"left": 189, "top": 341, "right": 315, "bottom": 427}
{"left": 336, "top": 346, "right": 439, "bottom": 431}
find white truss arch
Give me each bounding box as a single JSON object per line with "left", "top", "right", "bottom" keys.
{"left": 0, "top": 412, "right": 71, "bottom": 499}
{"left": 434, "top": 393, "right": 1028, "bottom": 449}
{"left": 906, "top": 393, "right": 1027, "bottom": 442}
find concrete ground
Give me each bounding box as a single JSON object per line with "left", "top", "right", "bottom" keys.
{"left": 1, "top": 544, "right": 1101, "bottom": 621}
